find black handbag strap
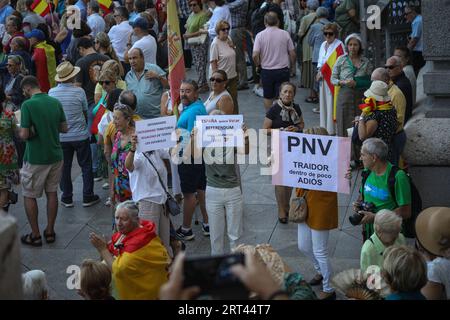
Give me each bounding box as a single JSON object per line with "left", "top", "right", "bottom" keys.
{"left": 142, "top": 151, "right": 172, "bottom": 198}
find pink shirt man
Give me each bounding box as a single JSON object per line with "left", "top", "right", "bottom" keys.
{"left": 253, "top": 26, "right": 295, "bottom": 70}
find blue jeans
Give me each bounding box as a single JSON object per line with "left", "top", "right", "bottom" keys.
{"left": 60, "top": 139, "right": 94, "bottom": 200}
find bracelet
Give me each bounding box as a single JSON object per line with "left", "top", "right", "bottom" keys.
{"left": 266, "top": 290, "right": 288, "bottom": 300}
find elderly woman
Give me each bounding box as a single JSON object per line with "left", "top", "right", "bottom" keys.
{"left": 356, "top": 138, "right": 411, "bottom": 241}
{"left": 298, "top": 0, "right": 318, "bottom": 98}
{"left": 184, "top": 0, "right": 209, "bottom": 93}
{"left": 355, "top": 80, "right": 398, "bottom": 157}
{"left": 204, "top": 70, "right": 234, "bottom": 115}
{"left": 209, "top": 20, "right": 238, "bottom": 114}
{"left": 295, "top": 126, "right": 338, "bottom": 300}
{"left": 307, "top": 7, "right": 330, "bottom": 104}
{"left": 331, "top": 33, "right": 373, "bottom": 138}
{"left": 316, "top": 23, "right": 344, "bottom": 134}
{"left": 415, "top": 207, "right": 450, "bottom": 300}
{"left": 360, "top": 209, "right": 406, "bottom": 273}
{"left": 111, "top": 104, "right": 135, "bottom": 206}
{"left": 383, "top": 245, "right": 427, "bottom": 300}
{"left": 263, "top": 82, "right": 304, "bottom": 224}
{"left": 125, "top": 134, "right": 173, "bottom": 257}
{"left": 4, "top": 55, "right": 27, "bottom": 111}
{"left": 89, "top": 201, "right": 169, "bottom": 300}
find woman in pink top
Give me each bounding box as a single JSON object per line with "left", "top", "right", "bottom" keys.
{"left": 209, "top": 20, "right": 238, "bottom": 114}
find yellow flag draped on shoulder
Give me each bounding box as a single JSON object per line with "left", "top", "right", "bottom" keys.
{"left": 167, "top": 0, "right": 185, "bottom": 119}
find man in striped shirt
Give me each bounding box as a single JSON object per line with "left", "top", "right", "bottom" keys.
{"left": 48, "top": 61, "right": 100, "bottom": 208}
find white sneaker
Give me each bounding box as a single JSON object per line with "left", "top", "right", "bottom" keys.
{"left": 254, "top": 85, "right": 264, "bottom": 97}
{"left": 102, "top": 182, "right": 109, "bottom": 190}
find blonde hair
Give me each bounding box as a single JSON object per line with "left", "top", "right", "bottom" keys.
{"left": 374, "top": 209, "right": 402, "bottom": 234}
{"left": 98, "top": 69, "right": 118, "bottom": 82}
{"left": 215, "top": 20, "right": 230, "bottom": 35}
{"left": 95, "top": 33, "right": 124, "bottom": 77}
{"left": 303, "top": 126, "right": 329, "bottom": 136}
{"left": 80, "top": 259, "right": 112, "bottom": 300}
{"left": 382, "top": 245, "right": 427, "bottom": 293}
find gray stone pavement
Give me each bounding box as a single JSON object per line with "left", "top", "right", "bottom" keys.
{"left": 13, "top": 74, "right": 364, "bottom": 299}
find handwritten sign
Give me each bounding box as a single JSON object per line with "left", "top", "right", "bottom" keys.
{"left": 135, "top": 116, "right": 177, "bottom": 153}
{"left": 195, "top": 115, "right": 244, "bottom": 148}
{"left": 271, "top": 131, "right": 351, "bottom": 194}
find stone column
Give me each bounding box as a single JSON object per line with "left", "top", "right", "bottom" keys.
{"left": 403, "top": 0, "right": 450, "bottom": 207}
{"left": 0, "top": 214, "right": 23, "bottom": 299}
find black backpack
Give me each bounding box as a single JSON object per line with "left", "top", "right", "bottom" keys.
{"left": 361, "top": 166, "right": 422, "bottom": 238}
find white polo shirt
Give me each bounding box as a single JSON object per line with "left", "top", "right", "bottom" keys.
{"left": 130, "top": 34, "right": 157, "bottom": 65}
{"left": 108, "top": 20, "right": 133, "bottom": 61}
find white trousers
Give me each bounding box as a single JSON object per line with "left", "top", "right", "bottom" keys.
{"left": 170, "top": 160, "right": 182, "bottom": 196}
{"left": 206, "top": 186, "right": 243, "bottom": 255}
{"left": 138, "top": 200, "right": 173, "bottom": 257}
{"left": 319, "top": 81, "right": 335, "bottom": 135}
{"left": 297, "top": 223, "right": 334, "bottom": 292}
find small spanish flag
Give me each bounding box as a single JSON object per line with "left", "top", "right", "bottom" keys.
{"left": 31, "top": 0, "right": 50, "bottom": 17}
{"left": 98, "top": 0, "right": 113, "bottom": 14}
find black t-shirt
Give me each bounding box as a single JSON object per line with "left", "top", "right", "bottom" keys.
{"left": 75, "top": 52, "right": 109, "bottom": 106}
{"left": 266, "top": 102, "right": 302, "bottom": 129}
{"left": 393, "top": 72, "right": 413, "bottom": 123}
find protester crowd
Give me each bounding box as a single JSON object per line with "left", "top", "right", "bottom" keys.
{"left": 0, "top": 0, "right": 447, "bottom": 301}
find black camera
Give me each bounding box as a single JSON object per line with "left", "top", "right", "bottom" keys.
{"left": 349, "top": 201, "right": 376, "bottom": 226}
{"left": 183, "top": 253, "right": 248, "bottom": 299}
{"left": 8, "top": 190, "right": 18, "bottom": 205}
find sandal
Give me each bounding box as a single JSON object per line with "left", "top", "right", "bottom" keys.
{"left": 21, "top": 233, "right": 42, "bottom": 247}
{"left": 43, "top": 230, "right": 56, "bottom": 243}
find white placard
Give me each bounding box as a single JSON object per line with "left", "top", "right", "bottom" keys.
{"left": 271, "top": 131, "right": 351, "bottom": 194}
{"left": 135, "top": 116, "right": 177, "bottom": 153}
{"left": 195, "top": 115, "right": 244, "bottom": 148}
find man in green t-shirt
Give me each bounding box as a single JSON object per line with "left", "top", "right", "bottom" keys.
{"left": 19, "top": 76, "right": 68, "bottom": 247}
{"left": 355, "top": 138, "right": 411, "bottom": 240}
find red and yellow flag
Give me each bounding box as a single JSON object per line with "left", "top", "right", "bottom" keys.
{"left": 31, "top": 0, "right": 50, "bottom": 17}
{"left": 320, "top": 43, "right": 345, "bottom": 121}
{"left": 167, "top": 0, "right": 185, "bottom": 118}
{"left": 98, "top": 0, "right": 113, "bottom": 14}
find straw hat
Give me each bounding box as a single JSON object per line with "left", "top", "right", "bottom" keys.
{"left": 364, "top": 80, "right": 391, "bottom": 102}
{"left": 415, "top": 207, "right": 450, "bottom": 257}
{"left": 55, "top": 61, "right": 80, "bottom": 82}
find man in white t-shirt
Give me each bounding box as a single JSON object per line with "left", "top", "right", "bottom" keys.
{"left": 108, "top": 6, "right": 133, "bottom": 64}
{"left": 208, "top": 0, "right": 232, "bottom": 40}
{"left": 125, "top": 16, "right": 157, "bottom": 65}
{"left": 87, "top": 0, "right": 105, "bottom": 37}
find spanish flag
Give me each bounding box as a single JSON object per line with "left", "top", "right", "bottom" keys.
{"left": 31, "top": 0, "right": 50, "bottom": 17}
{"left": 167, "top": 0, "right": 185, "bottom": 118}
{"left": 98, "top": 0, "right": 113, "bottom": 14}
{"left": 320, "top": 43, "right": 345, "bottom": 121}
{"left": 108, "top": 220, "right": 169, "bottom": 300}
{"left": 33, "top": 41, "right": 56, "bottom": 92}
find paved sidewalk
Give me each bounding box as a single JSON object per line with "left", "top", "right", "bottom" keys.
{"left": 13, "top": 78, "right": 363, "bottom": 299}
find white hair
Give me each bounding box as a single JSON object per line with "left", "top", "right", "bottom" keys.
{"left": 116, "top": 200, "right": 140, "bottom": 223}
{"left": 374, "top": 210, "right": 402, "bottom": 234}
{"left": 22, "top": 270, "right": 48, "bottom": 300}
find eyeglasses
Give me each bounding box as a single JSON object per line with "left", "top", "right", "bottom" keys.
{"left": 6, "top": 64, "right": 15, "bottom": 67}
{"left": 210, "top": 77, "right": 225, "bottom": 83}
{"left": 189, "top": 3, "right": 198, "bottom": 7}
{"left": 404, "top": 11, "right": 412, "bottom": 16}
{"left": 384, "top": 65, "right": 397, "bottom": 70}
{"left": 323, "top": 32, "right": 334, "bottom": 37}
{"left": 99, "top": 80, "right": 113, "bottom": 85}
{"left": 220, "top": 28, "right": 230, "bottom": 32}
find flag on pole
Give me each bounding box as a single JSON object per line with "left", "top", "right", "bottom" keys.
{"left": 167, "top": 0, "right": 185, "bottom": 118}
{"left": 31, "top": 0, "right": 50, "bottom": 17}
{"left": 320, "top": 43, "right": 345, "bottom": 121}
{"left": 98, "top": 0, "right": 113, "bottom": 14}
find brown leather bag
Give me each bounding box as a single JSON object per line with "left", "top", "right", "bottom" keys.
{"left": 289, "top": 191, "right": 308, "bottom": 223}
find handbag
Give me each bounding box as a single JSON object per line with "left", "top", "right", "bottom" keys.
{"left": 289, "top": 191, "right": 308, "bottom": 223}
{"left": 142, "top": 152, "right": 181, "bottom": 216}
{"left": 187, "top": 33, "right": 207, "bottom": 45}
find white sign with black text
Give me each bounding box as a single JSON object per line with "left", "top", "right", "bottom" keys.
{"left": 135, "top": 116, "right": 177, "bottom": 153}
{"left": 196, "top": 115, "right": 244, "bottom": 148}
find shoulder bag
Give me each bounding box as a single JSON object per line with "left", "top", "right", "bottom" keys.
{"left": 289, "top": 190, "right": 308, "bottom": 223}
{"left": 142, "top": 152, "right": 181, "bottom": 216}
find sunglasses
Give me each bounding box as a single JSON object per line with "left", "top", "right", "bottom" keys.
{"left": 6, "top": 64, "right": 15, "bottom": 67}
{"left": 99, "top": 80, "right": 113, "bottom": 85}
{"left": 384, "top": 65, "right": 397, "bottom": 70}
{"left": 210, "top": 77, "right": 225, "bottom": 83}
{"left": 220, "top": 28, "right": 230, "bottom": 32}
{"left": 189, "top": 3, "right": 198, "bottom": 7}
{"left": 323, "top": 32, "right": 334, "bottom": 37}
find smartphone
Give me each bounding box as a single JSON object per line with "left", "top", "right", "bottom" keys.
{"left": 183, "top": 253, "right": 249, "bottom": 299}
